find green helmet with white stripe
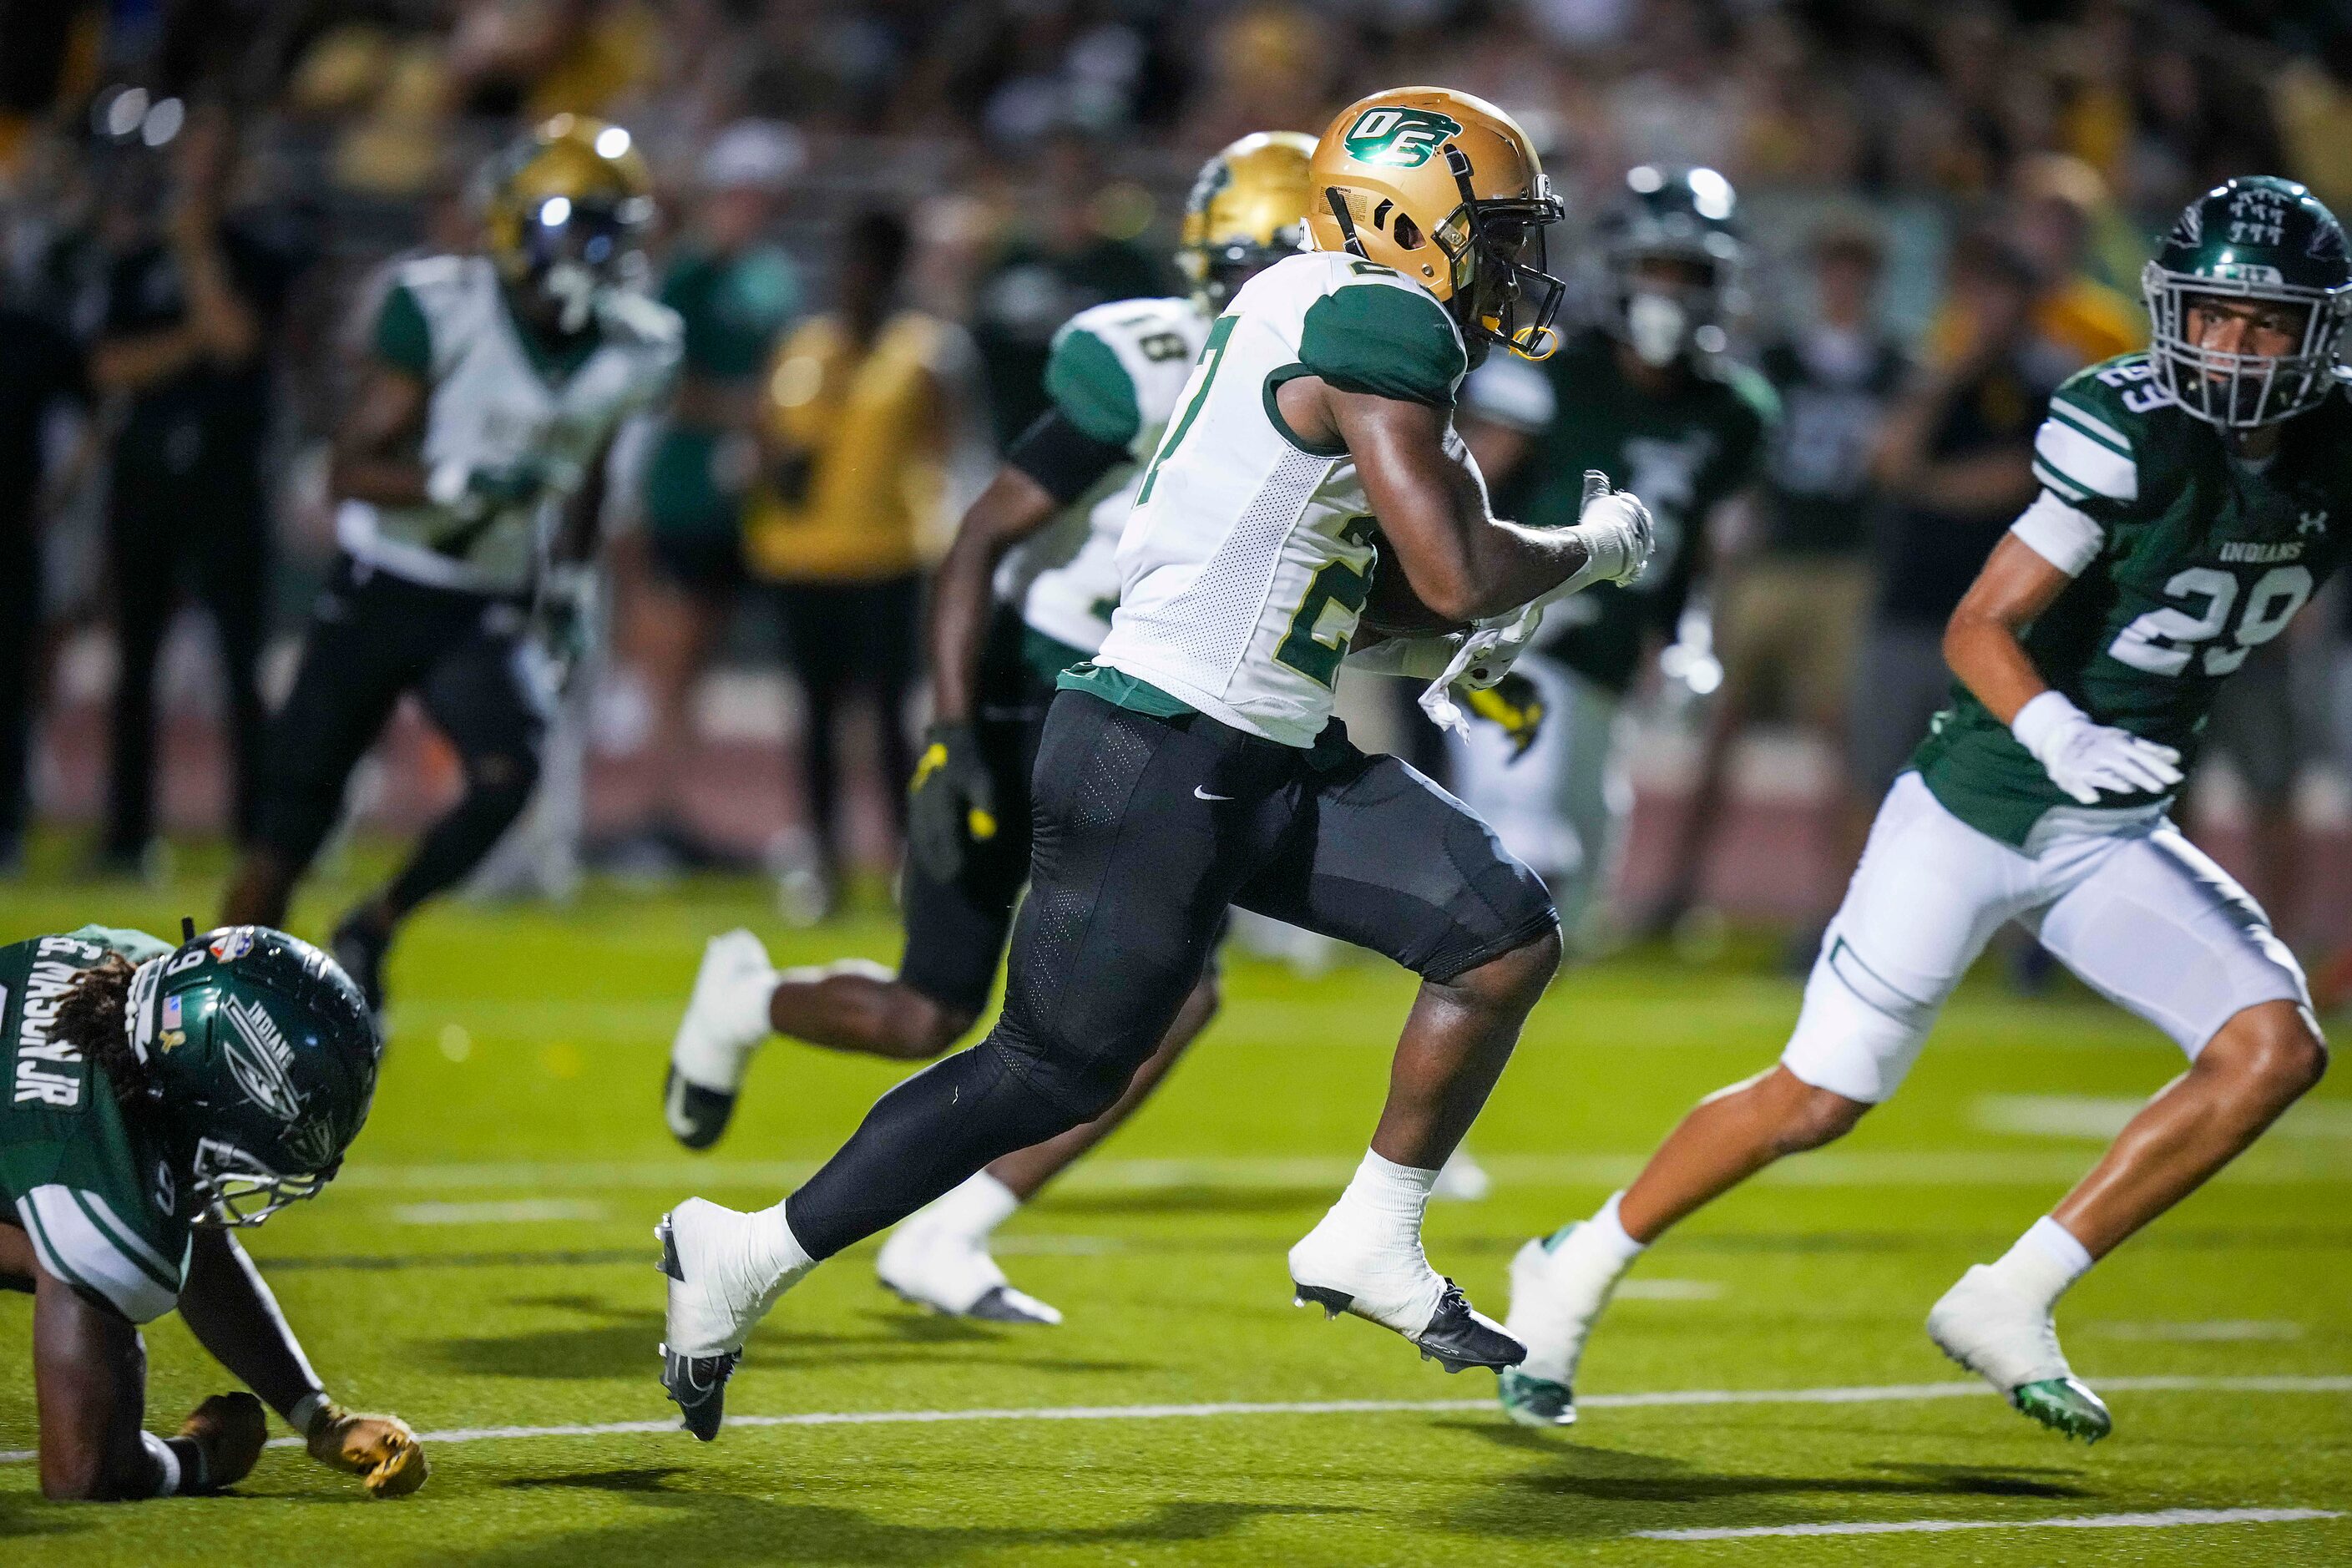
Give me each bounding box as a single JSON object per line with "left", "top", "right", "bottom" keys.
{"left": 2142, "top": 175, "right": 2352, "bottom": 428}
{"left": 124, "top": 927, "right": 381, "bottom": 1227}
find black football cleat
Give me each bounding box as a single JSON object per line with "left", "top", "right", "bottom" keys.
{"left": 1412, "top": 1279, "right": 1527, "bottom": 1373}
{"left": 656, "top": 1216, "right": 740, "bottom": 1440}
{"left": 663, "top": 1067, "right": 737, "bottom": 1151}
{"left": 660, "top": 1342, "right": 740, "bottom": 1442}
{"left": 1291, "top": 1277, "right": 1525, "bottom": 1373}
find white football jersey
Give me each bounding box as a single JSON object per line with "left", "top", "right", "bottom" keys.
{"left": 1092, "top": 250, "right": 1472, "bottom": 746}
{"left": 994, "top": 296, "right": 1211, "bottom": 655}
{"left": 340, "top": 255, "right": 681, "bottom": 594}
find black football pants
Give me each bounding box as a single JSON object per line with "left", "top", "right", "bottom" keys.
{"left": 254, "top": 557, "right": 548, "bottom": 922}
{"left": 784, "top": 686, "right": 1557, "bottom": 1258}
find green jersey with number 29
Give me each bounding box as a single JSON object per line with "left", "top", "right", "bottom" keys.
{"left": 1085, "top": 250, "right": 1474, "bottom": 747}
{"left": 1914, "top": 352, "right": 2352, "bottom": 846}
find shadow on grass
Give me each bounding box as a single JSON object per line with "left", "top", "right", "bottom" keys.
{"left": 0, "top": 1493, "right": 89, "bottom": 1541}
{"left": 453, "top": 1495, "right": 1353, "bottom": 1565}
{"left": 1427, "top": 1429, "right": 2097, "bottom": 1540}
{"left": 427, "top": 1297, "right": 1149, "bottom": 1380}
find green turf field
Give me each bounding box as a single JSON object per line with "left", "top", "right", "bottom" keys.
{"left": 4, "top": 851, "right": 2350, "bottom": 1565}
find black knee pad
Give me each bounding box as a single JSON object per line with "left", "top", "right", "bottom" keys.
{"left": 984, "top": 1024, "right": 1130, "bottom": 1125}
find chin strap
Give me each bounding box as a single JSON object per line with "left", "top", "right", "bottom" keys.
{"left": 1324, "top": 189, "right": 1369, "bottom": 259}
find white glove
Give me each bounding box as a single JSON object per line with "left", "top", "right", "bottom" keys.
{"left": 2011, "top": 690, "right": 2183, "bottom": 806}
{"left": 1556, "top": 470, "right": 1656, "bottom": 594}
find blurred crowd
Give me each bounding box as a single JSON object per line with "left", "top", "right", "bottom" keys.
{"left": 6, "top": 0, "right": 2352, "bottom": 967}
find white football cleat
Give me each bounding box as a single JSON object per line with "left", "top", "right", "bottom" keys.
{"left": 1287, "top": 1211, "right": 1522, "bottom": 1373}
{"left": 877, "top": 1220, "right": 1061, "bottom": 1325}
{"left": 1496, "top": 1221, "right": 1632, "bottom": 1427}
{"left": 1432, "top": 1147, "right": 1493, "bottom": 1202}
{"left": 655, "top": 1197, "right": 807, "bottom": 1441}
{"left": 665, "top": 929, "right": 777, "bottom": 1150}
{"left": 1926, "top": 1265, "right": 2112, "bottom": 1443}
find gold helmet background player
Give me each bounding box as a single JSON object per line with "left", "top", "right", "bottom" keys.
{"left": 480, "top": 112, "right": 656, "bottom": 333}
{"left": 655, "top": 133, "right": 1322, "bottom": 1376}
{"left": 220, "top": 115, "right": 680, "bottom": 1010}
{"left": 1306, "top": 87, "right": 1568, "bottom": 361}
{"left": 1178, "top": 129, "right": 1316, "bottom": 310}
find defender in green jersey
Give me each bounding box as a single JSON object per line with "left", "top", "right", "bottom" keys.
{"left": 3, "top": 923, "right": 426, "bottom": 1499}
{"left": 1503, "top": 176, "right": 2348, "bottom": 1443}
{"left": 1453, "top": 164, "right": 1774, "bottom": 937}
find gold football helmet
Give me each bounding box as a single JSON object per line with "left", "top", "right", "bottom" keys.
{"left": 1178, "top": 130, "right": 1316, "bottom": 310}
{"left": 479, "top": 114, "right": 655, "bottom": 331}
{"left": 1306, "top": 87, "right": 1565, "bottom": 359}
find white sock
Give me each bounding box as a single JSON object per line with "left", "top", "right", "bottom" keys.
{"left": 922, "top": 1171, "right": 1021, "bottom": 1243}
{"left": 1333, "top": 1150, "right": 1440, "bottom": 1245}
{"left": 746, "top": 1203, "right": 815, "bottom": 1285}
{"left": 1987, "top": 1215, "right": 2094, "bottom": 1312}
{"left": 1580, "top": 1191, "right": 1648, "bottom": 1266}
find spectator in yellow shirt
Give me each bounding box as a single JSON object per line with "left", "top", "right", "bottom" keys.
{"left": 744, "top": 210, "right": 955, "bottom": 914}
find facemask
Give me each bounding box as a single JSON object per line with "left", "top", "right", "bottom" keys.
{"left": 543, "top": 260, "right": 599, "bottom": 334}
{"left": 1626, "top": 290, "right": 1687, "bottom": 368}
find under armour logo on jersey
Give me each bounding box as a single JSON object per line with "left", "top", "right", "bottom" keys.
{"left": 2299, "top": 508, "right": 2329, "bottom": 535}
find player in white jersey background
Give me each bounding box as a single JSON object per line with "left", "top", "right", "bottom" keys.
{"left": 218, "top": 115, "right": 680, "bottom": 1012}
{"left": 653, "top": 86, "right": 1657, "bottom": 1440}
{"left": 660, "top": 134, "right": 1314, "bottom": 1326}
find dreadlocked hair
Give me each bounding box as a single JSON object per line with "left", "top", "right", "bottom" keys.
{"left": 52, "top": 953, "right": 154, "bottom": 1108}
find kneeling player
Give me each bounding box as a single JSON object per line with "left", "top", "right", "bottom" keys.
{"left": 661, "top": 132, "right": 1318, "bottom": 1324}
{"left": 1502, "top": 176, "right": 2346, "bottom": 1441}
{"left": 655, "top": 89, "right": 1657, "bottom": 1439}
{"left": 3, "top": 923, "right": 426, "bottom": 1499}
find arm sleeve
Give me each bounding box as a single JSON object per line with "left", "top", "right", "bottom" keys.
{"left": 1044, "top": 325, "right": 1142, "bottom": 448}
{"left": 1297, "top": 282, "right": 1467, "bottom": 408}
{"left": 372, "top": 283, "right": 432, "bottom": 377}
{"left": 1005, "top": 407, "right": 1130, "bottom": 506}
{"left": 2009, "top": 489, "right": 2105, "bottom": 576}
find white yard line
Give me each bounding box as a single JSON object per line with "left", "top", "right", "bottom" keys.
{"left": 328, "top": 1143, "right": 2352, "bottom": 1194}
{"left": 7, "top": 1373, "right": 2345, "bottom": 1465}
{"left": 389, "top": 1200, "right": 611, "bottom": 1227}
{"left": 1633, "top": 1506, "right": 2344, "bottom": 1541}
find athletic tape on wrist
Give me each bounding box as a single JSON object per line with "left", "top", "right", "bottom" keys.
{"left": 143, "top": 1430, "right": 182, "bottom": 1497}
{"left": 289, "top": 1390, "right": 331, "bottom": 1439}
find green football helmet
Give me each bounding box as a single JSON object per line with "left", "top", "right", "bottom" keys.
{"left": 2142, "top": 175, "right": 2352, "bottom": 428}
{"left": 1598, "top": 164, "right": 1743, "bottom": 367}
{"left": 124, "top": 926, "right": 381, "bottom": 1227}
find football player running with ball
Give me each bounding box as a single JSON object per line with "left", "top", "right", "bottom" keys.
{"left": 2, "top": 923, "right": 425, "bottom": 1499}
{"left": 655, "top": 87, "right": 1655, "bottom": 1439}
{"left": 220, "top": 116, "right": 680, "bottom": 1011}
{"left": 1502, "top": 176, "right": 2347, "bottom": 1442}
{"left": 663, "top": 134, "right": 1318, "bottom": 1327}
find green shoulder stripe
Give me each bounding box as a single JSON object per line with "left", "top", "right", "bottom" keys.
{"left": 375, "top": 283, "right": 432, "bottom": 377}
{"left": 1298, "top": 282, "right": 1465, "bottom": 408}
{"left": 2049, "top": 396, "right": 2132, "bottom": 454}
{"left": 69, "top": 1189, "right": 175, "bottom": 1293}
{"left": 1045, "top": 326, "right": 1142, "bottom": 447}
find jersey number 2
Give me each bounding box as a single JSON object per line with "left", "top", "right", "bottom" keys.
{"left": 2108, "top": 564, "right": 2313, "bottom": 677}
{"left": 1274, "top": 517, "right": 1378, "bottom": 689}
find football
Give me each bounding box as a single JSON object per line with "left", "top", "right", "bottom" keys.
{"left": 1358, "top": 540, "right": 1470, "bottom": 637}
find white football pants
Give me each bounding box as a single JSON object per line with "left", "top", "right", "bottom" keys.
{"left": 1783, "top": 771, "right": 2313, "bottom": 1104}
